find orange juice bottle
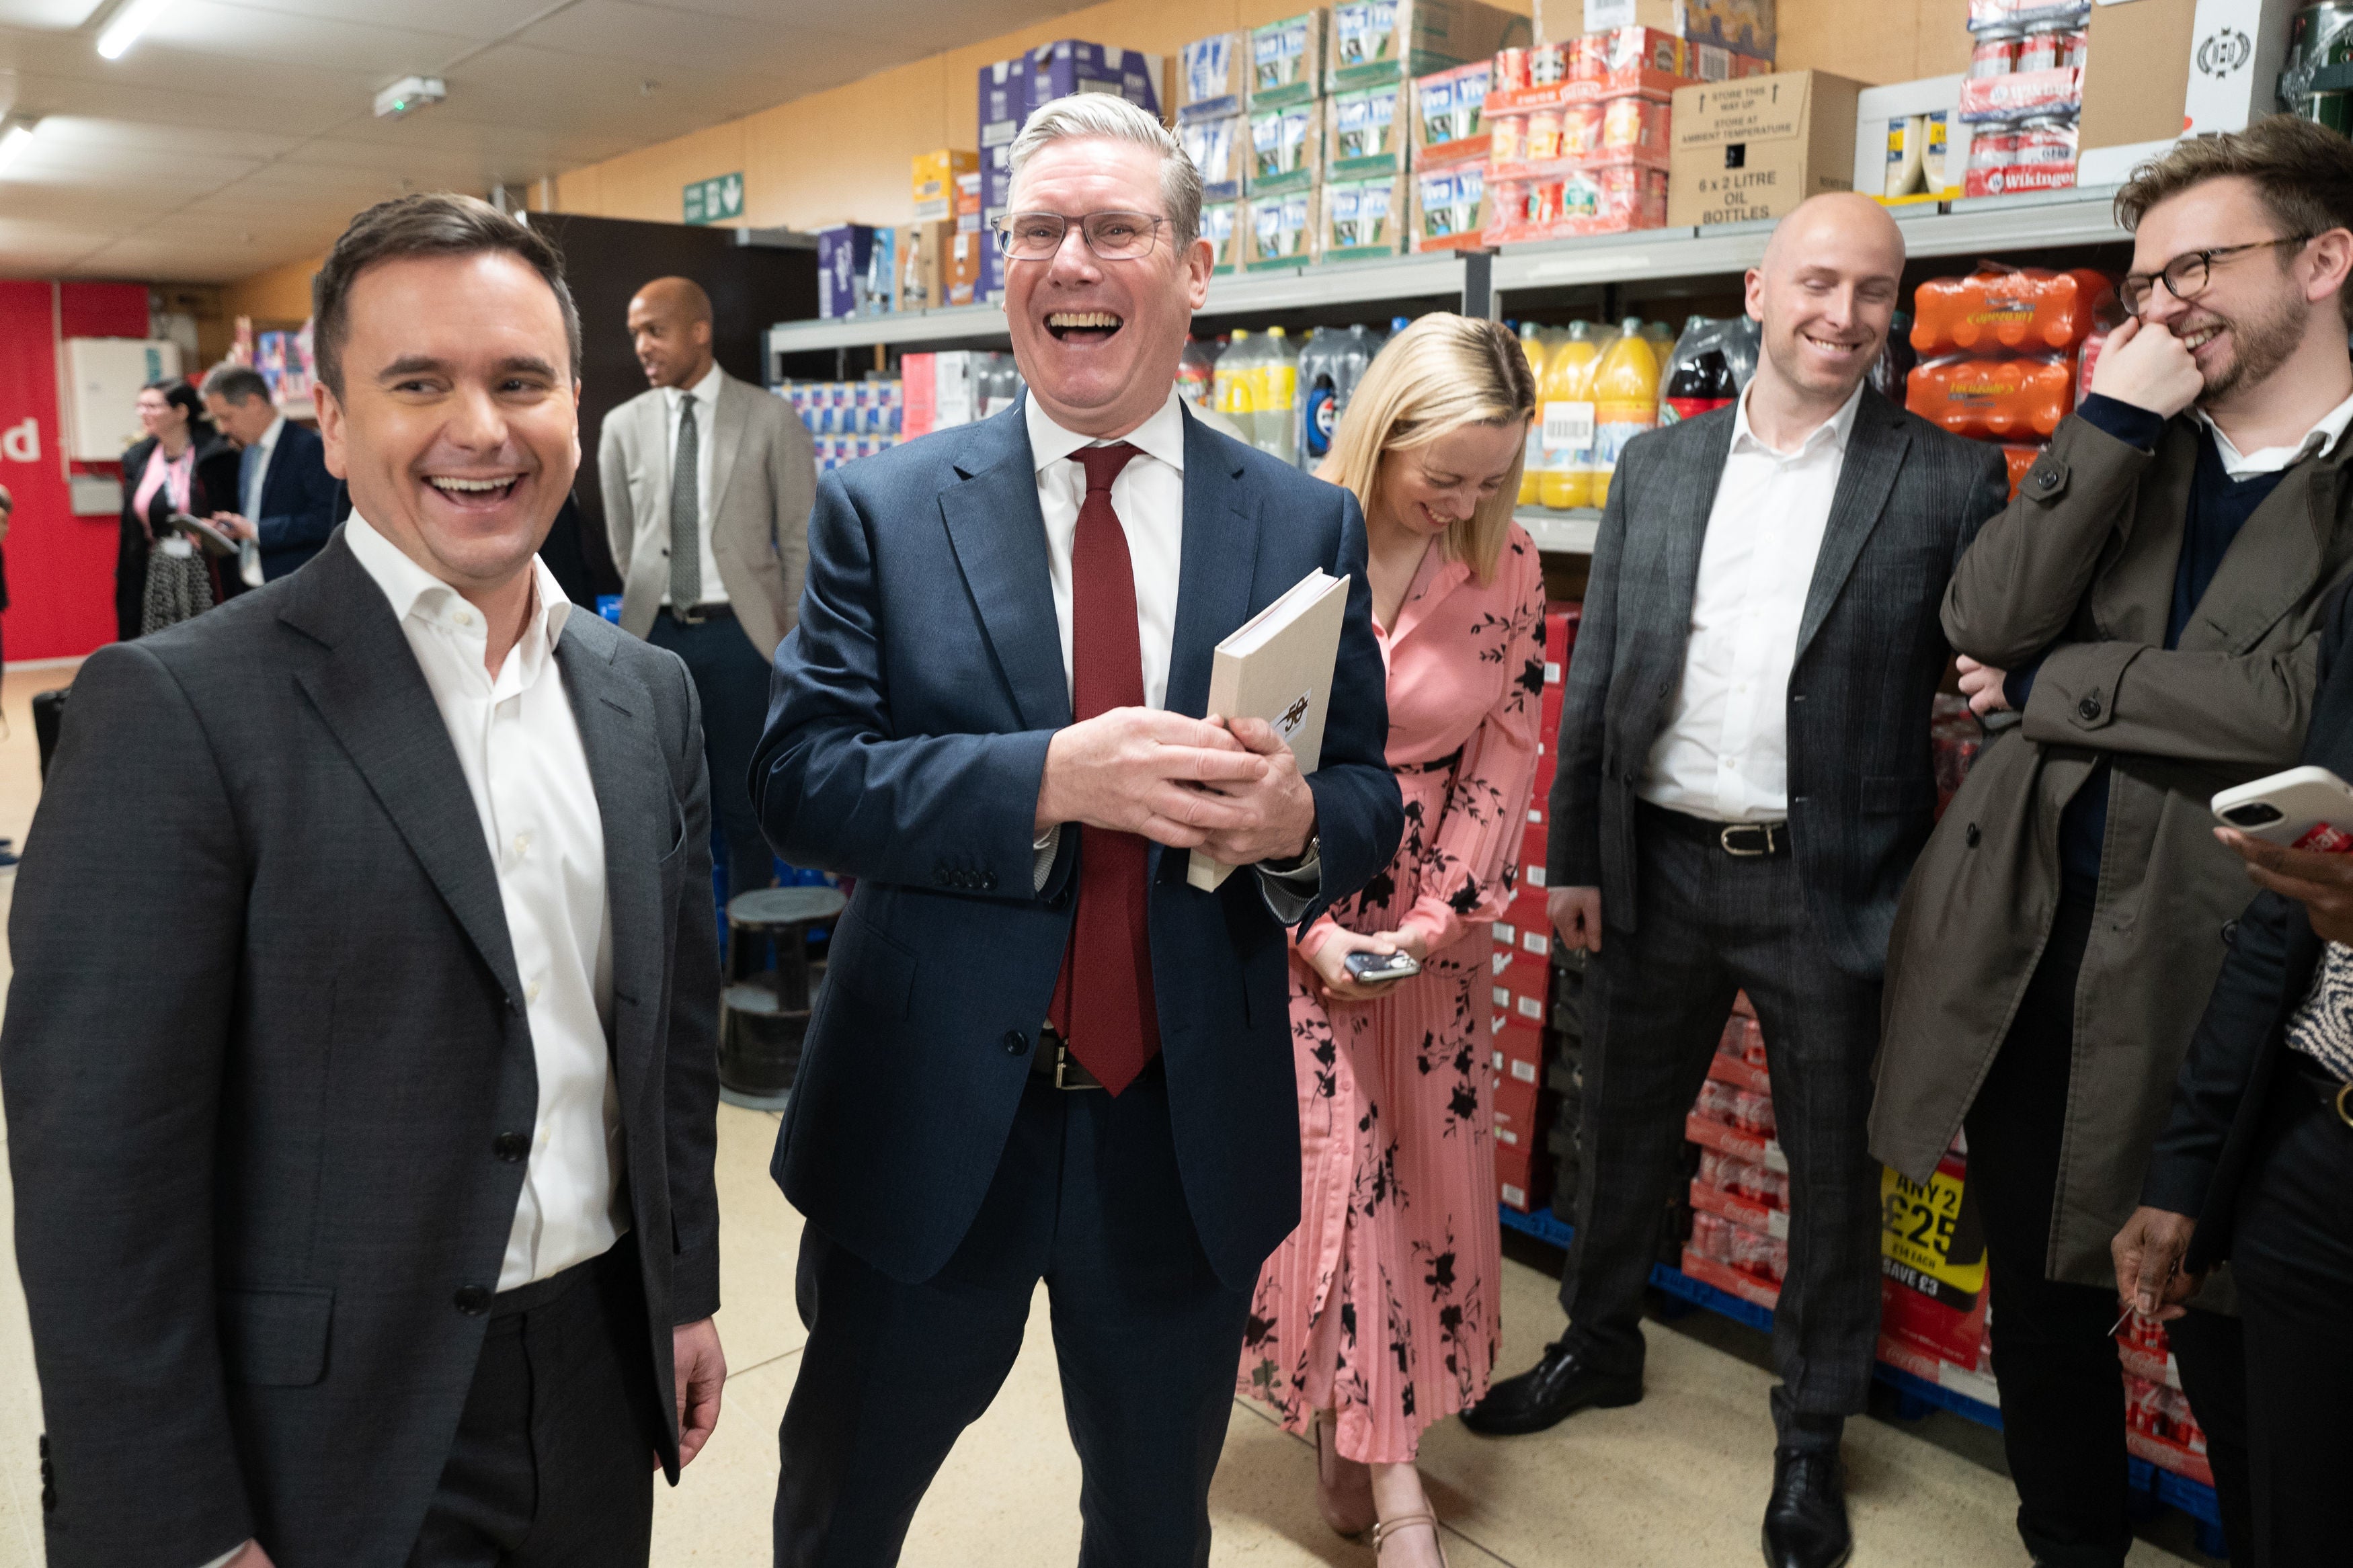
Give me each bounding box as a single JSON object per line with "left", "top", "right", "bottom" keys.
{"left": 1589, "top": 315, "right": 1660, "bottom": 511}
{"left": 1517, "top": 323, "right": 1551, "bottom": 505}
{"left": 1536, "top": 322, "right": 1601, "bottom": 510}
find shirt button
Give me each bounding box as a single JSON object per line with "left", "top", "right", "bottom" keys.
{"left": 513, "top": 832, "right": 530, "bottom": 857}
{"left": 526, "top": 980, "right": 541, "bottom": 1005}
{"left": 454, "top": 1285, "right": 492, "bottom": 1315}
{"left": 494, "top": 1131, "right": 530, "bottom": 1161}
{"left": 455, "top": 608, "right": 475, "bottom": 627}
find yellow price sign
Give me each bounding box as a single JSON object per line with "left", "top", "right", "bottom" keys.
{"left": 1880, "top": 1162, "right": 1985, "bottom": 1311}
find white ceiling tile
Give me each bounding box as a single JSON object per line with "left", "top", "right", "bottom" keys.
{"left": 0, "top": 0, "right": 104, "bottom": 28}
{"left": 130, "top": 1, "right": 480, "bottom": 77}
{"left": 205, "top": 0, "right": 561, "bottom": 44}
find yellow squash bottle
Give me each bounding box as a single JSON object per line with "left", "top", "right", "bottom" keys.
{"left": 1536, "top": 323, "right": 1600, "bottom": 511}
{"left": 1517, "top": 323, "right": 1550, "bottom": 507}
{"left": 1590, "top": 316, "right": 1661, "bottom": 511}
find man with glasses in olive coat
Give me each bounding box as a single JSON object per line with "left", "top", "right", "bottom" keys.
{"left": 1873, "top": 117, "right": 2353, "bottom": 1568}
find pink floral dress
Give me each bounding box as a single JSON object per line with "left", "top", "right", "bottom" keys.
{"left": 1239, "top": 525, "right": 1548, "bottom": 1464}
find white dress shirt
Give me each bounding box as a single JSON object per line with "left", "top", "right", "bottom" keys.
{"left": 1639, "top": 381, "right": 1866, "bottom": 824}
{"left": 2199, "top": 387, "right": 2353, "bottom": 477}
{"left": 241, "top": 413, "right": 285, "bottom": 521}
{"left": 662, "top": 361, "right": 728, "bottom": 606}
{"left": 344, "top": 514, "right": 627, "bottom": 1291}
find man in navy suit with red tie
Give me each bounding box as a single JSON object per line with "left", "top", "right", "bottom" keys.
{"left": 752, "top": 95, "right": 1401, "bottom": 1566}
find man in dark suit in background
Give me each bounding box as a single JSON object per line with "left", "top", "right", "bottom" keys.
{"left": 754, "top": 95, "right": 1401, "bottom": 1565}
{"left": 1463, "top": 194, "right": 2010, "bottom": 1568}
{"left": 6, "top": 193, "right": 725, "bottom": 1568}
{"left": 201, "top": 362, "right": 340, "bottom": 584}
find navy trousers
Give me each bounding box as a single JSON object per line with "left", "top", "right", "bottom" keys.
{"left": 647, "top": 609, "right": 775, "bottom": 900}
{"left": 774, "top": 1069, "right": 1250, "bottom": 1568}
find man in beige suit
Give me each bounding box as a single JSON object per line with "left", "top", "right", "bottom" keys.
{"left": 602, "top": 276, "right": 814, "bottom": 898}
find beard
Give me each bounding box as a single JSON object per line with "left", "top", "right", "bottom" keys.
{"left": 2195, "top": 286, "right": 2307, "bottom": 404}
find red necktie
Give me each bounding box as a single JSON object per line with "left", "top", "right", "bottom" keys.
{"left": 1046, "top": 442, "right": 1160, "bottom": 1095}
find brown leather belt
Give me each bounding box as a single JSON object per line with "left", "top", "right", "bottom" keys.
{"left": 2289, "top": 1054, "right": 2353, "bottom": 1130}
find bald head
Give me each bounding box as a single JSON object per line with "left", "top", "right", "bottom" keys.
{"left": 1743, "top": 192, "right": 1909, "bottom": 438}
{"left": 627, "top": 276, "right": 716, "bottom": 390}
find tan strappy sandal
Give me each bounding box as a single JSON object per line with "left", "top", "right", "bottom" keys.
{"left": 1369, "top": 1510, "right": 1451, "bottom": 1566}
{"left": 1313, "top": 1413, "right": 1377, "bottom": 1538}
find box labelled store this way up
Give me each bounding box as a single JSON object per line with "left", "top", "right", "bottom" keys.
{"left": 1667, "top": 69, "right": 1861, "bottom": 228}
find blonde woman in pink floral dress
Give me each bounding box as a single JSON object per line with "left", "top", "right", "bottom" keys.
{"left": 1238, "top": 315, "right": 1544, "bottom": 1567}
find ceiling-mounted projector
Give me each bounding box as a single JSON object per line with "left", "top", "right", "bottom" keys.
{"left": 374, "top": 76, "right": 446, "bottom": 120}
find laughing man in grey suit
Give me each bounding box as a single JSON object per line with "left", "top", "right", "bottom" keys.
{"left": 4, "top": 194, "right": 726, "bottom": 1568}
{"left": 1461, "top": 194, "right": 2010, "bottom": 1568}
{"left": 601, "top": 277, "right": 814, "bottom": 900}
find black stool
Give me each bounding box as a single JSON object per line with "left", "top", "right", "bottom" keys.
{"left": 719, "top": 884, "right": 845, "bottom": 1110}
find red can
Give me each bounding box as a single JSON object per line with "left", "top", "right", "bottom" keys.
{"left": 2059, "top": 26, "right": 2087, "bottom": 69}
{"left": 1494, "top": 46, "right": 1530, "bottom": 92}
{"left": 1970, "top": 26, "right": 2022, "bottom": 77}
{"left": 2016, "top": 23, "right": 2065, "bottom": 72}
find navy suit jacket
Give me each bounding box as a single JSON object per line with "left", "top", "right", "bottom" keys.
{"left": 753, "top": 398, "right": 1402, "bottom": 1291}
{"left": 249, "top": 421, "right": 340, "bottom": 580}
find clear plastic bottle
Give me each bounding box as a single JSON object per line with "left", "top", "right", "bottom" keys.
{"left": 1590, "top": 315, "right": 1661, "bottom": 511}
{"left": 1178, "top": 335, "right": 1219, "bottom": 411}
{"left": 1256, "top": 325, "right": 1300, "bottom": 464}
{"left": 1295, "top": 327, "right": 1332, "bottom": 471}
{"left": 1214, "top": 329, "right": 1259, "bottom": 447}
{"left": 1536, "top": 321, "right": 1600, "bottom": 511}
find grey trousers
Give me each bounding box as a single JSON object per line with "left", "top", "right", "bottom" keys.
{"left": 1559, "top": 804, "right": 1885, "bottom": 1450}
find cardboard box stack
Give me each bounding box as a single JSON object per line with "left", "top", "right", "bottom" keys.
{"left": 1493, "top": 601, "right": 1580, "bottom": 1212}
{"left": 1410, "top": 59, "right": 1492, "bottom": 250}
{"left": 1956, "top": 0, "right": 2088, "bottom": 199}
{"left": 779, "top": 379, "right": 903, "bottom": 474}
{"left": 977, "top": 41, "right": 1166, "bottom": 302}
{"left": 1856, "top": 77, "right": 1973, "bottom": 207}
{"left": 1904, "top": 263, "right": 2116, "bottom": 508}
{"left": 1244, "top": 11, "right": 1328, "bottom": 269}
{"left": 947, "top": 173, "right": 985, "bottom": 307}
{"left": 1665, "top": 69, "right": 1862, "bottom": 229}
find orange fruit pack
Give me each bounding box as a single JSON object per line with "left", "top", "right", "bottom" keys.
{"left": 1905, "top": 357, "right": 2075, "bottom": 442}
{"left": 1911, "top": 266, "right": 2115, "bottom": 358}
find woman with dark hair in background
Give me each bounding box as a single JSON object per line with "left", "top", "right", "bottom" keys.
{"left": 116, "top": 378, "right": 236, "bottom": 641}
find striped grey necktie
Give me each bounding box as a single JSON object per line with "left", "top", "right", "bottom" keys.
{"left": 670, "top": 393, "right": 702, "bottom": 611}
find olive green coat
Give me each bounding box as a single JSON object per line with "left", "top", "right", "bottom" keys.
{"left": 1871, "top": 409, "right": 2353, "bottom": 1289}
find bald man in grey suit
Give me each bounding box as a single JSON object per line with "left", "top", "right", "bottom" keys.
{"left": 602, "top": 276, "right": 814, "bottom": 898}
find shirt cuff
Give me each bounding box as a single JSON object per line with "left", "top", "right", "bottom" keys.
{"left": 198, "top": 1546, "right": 248, "bottom": 1568}
{"left": 2076, "top": 393, "right": 2166, "bottom": 454}
{"left": 1033, "top": 825, "right": 1059, "bottom": 893}
{"left": 1254, "top": 840, "right": 1321, "bottom": 925}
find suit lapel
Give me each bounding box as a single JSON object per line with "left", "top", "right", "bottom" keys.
{"left": 1166, "top": 407, "right": 1261, "bottom": 720}
{"left": 642, "top": 395, "right": 673, "bottom": 528}
{"left": 1794, "top": 391, "right": 1907, "bottom": 665}
{"left": 706, "top": 373, "right": 748, "bottom": 523}
{"left": 554, "top": 627, "right": 669, "bottom": 1109}
{"left": 1638, "top": 415, "right": 1733, "bottom": 682}
{"left": 938, "top": 405, "right": 1074, "bottom": 731}
{"left": 282, "top": 538, "right": 524, "bottom": 1008}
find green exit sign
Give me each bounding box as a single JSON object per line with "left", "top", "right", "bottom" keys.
{"left": 684, "top": 172, "right": 744, "bottom": 225}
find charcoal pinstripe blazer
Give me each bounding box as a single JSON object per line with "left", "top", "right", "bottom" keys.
{"left": 1545, "top": 386, "right": 2011, "bottom": 979}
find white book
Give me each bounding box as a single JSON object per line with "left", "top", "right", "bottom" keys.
{"left": 1187, "top": 568, "right": 1353, "bottom": 892}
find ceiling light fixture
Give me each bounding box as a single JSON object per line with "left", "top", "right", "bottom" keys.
{"left": 374, "top": 75, "right": 446, "bottom": 120}
{"left": 0, "top": 119, "right": 40, "bottom": 178}
{"left": 97, "top": 0, "right": 177, "bottom": 60}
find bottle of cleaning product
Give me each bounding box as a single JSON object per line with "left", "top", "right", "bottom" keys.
{"left": 1257, "top": 325, "right": 1300, "bottom": 465}
{"left": 1536, "top": 322, "right": 1600, "bottom": 511}
{"left": 1215, "top": 329, "right": 1258, "bottom": 447}
{"left": 1591, "top": 315, "right": 1661, "bottom": 511}
{"left": 1518, "top": 322, "right": 1551, "bottom": 506}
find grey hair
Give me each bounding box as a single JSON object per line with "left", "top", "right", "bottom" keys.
{"left": 1006, "top": 93, "right": 1201, "bottom": 248}
{"left": 200, "top": 363, "right": 273, "bottom": 406}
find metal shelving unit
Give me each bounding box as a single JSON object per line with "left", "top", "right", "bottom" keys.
{"left": 1516, "top": 508, "right": 1600, "bottom": 555}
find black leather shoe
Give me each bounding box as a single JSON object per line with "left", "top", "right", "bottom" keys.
{"left": 1458, "top": 1340, "right": 1641, "bottom": 1436}
{"left": 1761, "top": 1446, "right": 1851, "bottom": 1568}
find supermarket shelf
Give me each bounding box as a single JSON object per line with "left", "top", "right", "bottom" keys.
{"left": 1874, "top": 1359, "right": 2003, "bottom": 1432}
{"left": 1198, "top": 251, "right": 1469, "bottom": 316}
{"left": 1490, "top": 187, "right": 2130, "bottom": 296}
{"left": 767, "top": 304, "right": 1010, "bottom": 356}
{"left": 1517, "top": 508, "right": 1599, "bottom": 555}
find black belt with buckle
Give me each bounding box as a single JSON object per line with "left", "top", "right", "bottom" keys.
{"left": 1031, "top": 1025, "right": 1162, "bottom": 1091}
{"left": 1716, "top": 821, "right": 1787, "bottom": 858}
{"left": 664, "top": 602, "right": 735, "bottom": 626}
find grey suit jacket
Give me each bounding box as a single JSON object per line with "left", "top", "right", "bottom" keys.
{"left": 1546, "top": 387, "right": 2011, "bottom": 979}
{"left": 600, "top": 367, "right": 815, "bottom": 661}
{"left": 3, "top": 531, "right": 722, "bottom": 1568}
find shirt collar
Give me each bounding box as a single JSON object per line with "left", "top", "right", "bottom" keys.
{"left": 1026, "top": 385, "right": 1189, "bottom": 478}
{"left": 1730, "top": 380, "right": 1866, "bottom": 461}
{"left": 667, "top": 361, "right": 723, "bottom": 410}
{"left": 344, "top": 511, "right": 572, "bottom": 650}
{"left": 2196, "top": 389, "right": 2353, "bottom": 478}
{"left": 254, "top": 413, "right": 285, "bottom": 455}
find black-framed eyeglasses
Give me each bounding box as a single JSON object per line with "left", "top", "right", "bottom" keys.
{"left": 2118, "top": 235, "right": 2314, "bottom": 317}
{"left": 994, "top": 211, "right": 1167, "bottom": 262}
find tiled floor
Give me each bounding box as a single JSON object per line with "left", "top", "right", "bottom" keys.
{"left": 0, "top": 660, "right": 2202, "bottom": 1568}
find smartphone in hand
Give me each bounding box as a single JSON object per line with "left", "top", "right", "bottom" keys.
{"left": 2212, "top": 766, "right": 2353, "bottom": 853}
{"left": 1344, "top": 950, "right": 1421, "bottom": 984}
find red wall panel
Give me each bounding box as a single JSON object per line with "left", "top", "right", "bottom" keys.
{"left": 0, "top": 280, "right": 150, "bottom": 662}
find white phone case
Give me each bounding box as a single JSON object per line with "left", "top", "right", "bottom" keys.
{"left": 2210, "top": 765, "right": 2353, "bottom": 851}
